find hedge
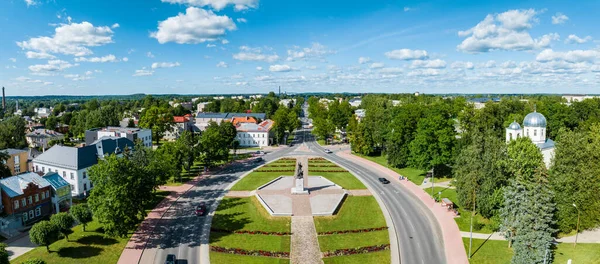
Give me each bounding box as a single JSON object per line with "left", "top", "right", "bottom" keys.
{"left": 322, "top": 244, "right": 390, "bottom": 258}
{"left": 317, "top": 227, "right": 388, "bottom": 235}
{"left": 210, "top": 246, "right": 290, "bottom": 258}
{"left": 211, "top": 228, "right": 292, "bottom": 236}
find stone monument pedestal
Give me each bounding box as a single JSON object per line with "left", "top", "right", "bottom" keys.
{"left": 291, "top": 178, "right": 309, "bottom": 195}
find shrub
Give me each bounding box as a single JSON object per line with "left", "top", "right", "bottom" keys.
{"left": 23, "top": 259, "right": 46, "bottom": 264}
{"left": 0, "top": 243, "right": 8, "bottom": 264}
{"left": 211, "top": 228, "right": 292, "bottom": 236}
{"left": 472, "top": 220, "right": 484, "bottom": 231}
{"left": 322, "top": 244, "right": 390, "bottom": 257}
{"left": 29, "top": 221, "right": 59, "bottom": 252}
{"left": 210, "top": 246, "right": 290, "bottom": 258}
{"left": 317, "top": 227, "right": 388, "bottom": 235}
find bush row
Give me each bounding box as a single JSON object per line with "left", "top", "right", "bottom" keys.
{"left": 211, "top": 228, "right": 292, "bottom": 236}
{"left": 310, "top": 164, "right": 339, "bottom": 167}
{"left": 255, "top": 169, "right": 295, "bottom": 172}
{"left": 317, "top": 227, "right": 388, "bottom": 235}
{"left": 322, "top": 244, "right": 390, "bottom": 258}
{"left": 262, "top": 164, "right": 297, "bottom": 168}
{"left": 309, "top": 169, "right": 349, "bottom": 172}
{"left": 309, "top": 157, "right": 326, "bottom": 161}
{"left": 210, "top": 246, "right": 290, "bottom": 258}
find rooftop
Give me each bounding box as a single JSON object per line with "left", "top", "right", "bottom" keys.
{"left": 43, "top": 172, "right": 70, "bottom": 190}
{"left": 0, "top": 172, "right": 52, "bottom": 198}
{"left": 0, "top": 148, "right": 28, "bottom": 156}
{"left": 236, "top": 119, "right": 274, "bottom": 132}
{"left": 33, "top": 145, "right": 98, "bottom": 170}
{"left": 26, "top": 129, "right": 64, "bottom": 138}
{"left": 89, "top": 126, "right": 149, "bottom": 133}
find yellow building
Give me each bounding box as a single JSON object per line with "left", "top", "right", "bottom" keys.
{"left": 1, "top": 149, "right": 29, "bottom": 175}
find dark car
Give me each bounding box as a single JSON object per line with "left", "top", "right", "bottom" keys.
{"left": 165, "top": 254, "right": 176, "bottom": 264}
{"left": 195, "top": 203, "right": 207, "bottom": 216}
{"left": 378, "top": 177, "right": 390, "bottom": 184}
{"left": 254, "top": 157, "right": 263, "bottom": 163}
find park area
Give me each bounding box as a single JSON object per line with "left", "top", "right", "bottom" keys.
{"left": 307, "top": 158, "right": 366, "bottom": 189}
{"left": 230, "top": 158, "right": 297, "bottom": 191}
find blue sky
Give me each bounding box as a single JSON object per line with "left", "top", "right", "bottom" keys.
{"left": 1, "top": 0, "right": 600, "bottom": 96}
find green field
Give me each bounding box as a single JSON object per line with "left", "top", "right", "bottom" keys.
{"left": 314, "top": 196, "right": 387, "bottom": 232}
{"left": 427, "top": 187, "right": 497, "bottom": 234}
{"left": 231, "top": 172, "right": 292, "bottom": 191}
{"left": 308, "top": 160, "right": 365, "bottom": 189}
{"left": 353, "top": 154, "right": 427, "bottom": 184}
{"left": 210, "top": 197, "right": 291, "bottom": 263}
{"left": 322, "top": 251, "right": 391, "bottom": 264}
{"left": 318, "top": 231, "right": 389, "bottom": 251}
{"left": 464, "top": 238, "right": 600, "bottom": 264}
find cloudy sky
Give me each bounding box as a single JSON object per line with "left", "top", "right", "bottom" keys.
{"left": 2, "top": 0, "right": 600, "bottom": 96}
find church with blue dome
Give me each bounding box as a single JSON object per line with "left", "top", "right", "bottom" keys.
{"left": 505, "top": 110, "right": 555, "bottom": 168}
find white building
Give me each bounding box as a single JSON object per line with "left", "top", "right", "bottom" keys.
{"left": 235, "top": 120, "right": 274, "bottom": 148}
{"left": 506, "top": 110, "right": 555, "bottom": 168}
{"left": 197, "top": 102, "right": 210, "bottom": 113}
{"left": 355, "top": 109, "right": 366, "bottom": 122}
{"left": 349, "top": 98, "right": 362, "bottom": 108}
{"left": 85, "top": 127, "right": 152, "bottom": 147}
{"left": 279, "top": 99, "right": 296, "bottom": 107}
{"left": 164, "top": 115, "right": 195, "bottom": 141}
{"left": 195, "top": 113, "right": 266, "bottom": 131}
{"left": 33, "top": 107, "right": 52, "bottom": 118}
{"left": 562, "top": 94, "right": 597, "bottom": 103}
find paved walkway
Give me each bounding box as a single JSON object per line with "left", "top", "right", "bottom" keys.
{"left": 225, "top": 190, "right": 253, "bottom": 197}
{"left": 347, "top": 189, "right": 372, "bottom": 196}
{"left": 420, "top": 180, "right": 455, "bottom": 189}
{"left": 461, "top": 229, "right": 600, "bottom": 244}
{"left": 5, "top": 231, "right": 36, "bottom": 260}
{"left": 338, "top": 151, "right": 469, "bottom": 264}
{"left": 291, "top": 216, "right": 322, "bottom": 264}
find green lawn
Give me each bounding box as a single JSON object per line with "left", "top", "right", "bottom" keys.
{"left": 318, "top": 231, "right": 389, "bottom": 251}
{"left": 314, "top": 196, "right": 386, "bottom": 232}
{"left": 464, "top": 238, "right": 600, "bottom": 264}
{"left": 210, "top": 252, "right": 290, "bottom": 264}
{"left": 322, "top": 251, "right": 391, "bottom": 264}
{"left": 426, "top": 187, "right": 496, "bottom": 234}
{"left": 211, "top": 197, "right": 291, "bottom": 232}
{"left": 230, "top": 172, "right": 292, "bottom": 191}
{"left": 317, "top": 139, "right": 327, "bottom": 146}
{"left": 311, "top": 172, "right": 366, "bottom": 190}
{"left": 210, "top": 197, "right": 291, "bottom": 263}
{"left": 353, "top": 154, "right": 427, "bottom": 184}
{"left": 165, "top": 161, "right": 203, "bottom": 186}
{"left": 12, "top": 221, "right": 129, "bottom": 264}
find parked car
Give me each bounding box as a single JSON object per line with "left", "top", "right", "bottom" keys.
{"left": 165, "top": 254, "right": 177, "bottom": 264}
{"left": 195, "top": 203, "right": 207, "bottom": 216}
{"left": 255, "top": 150, "right": 266, "bottom": 155}
{"left": 378, "top": 177, "right": 390, "bottom": 184}
{"left": 324, "top": 149, "right": 333, "bottom": 154}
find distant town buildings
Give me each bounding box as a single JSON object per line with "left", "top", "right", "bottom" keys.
{"left": 506, "top": 110, "right": 555, "bottom": 168}
{"left": 26, "top": 129, "right": 65, "bottom": 149}
{"left": 349, "top": 98, "right": 362, "bottom": 108}
{"left": 0, "top": 149, "right": 28, "bottom": 175}
{"left": 467, "top": 97, "right": 500, "bottom": 109}
{"left": 355, "top": 109, "right": 366, "bottom": 121}
{"left": 562, "top": 94, "right": 598, "bottom": 104}
{"left": 165, "top": 114, "right": 195, "bottom": 141}
{"left": 33, "top": 107, "right": 52, "bottom": 118}
{"left": 279, "top": 98, "right": 296, "bottom": 107}
{"left": 196, "top": 102, "right": 210, "bottom": 113}
{"left": 195, "top": 112, "right": 266, "bottom": 130}
{"left": 85, "top": 127, "right": 152, "bottom": 147}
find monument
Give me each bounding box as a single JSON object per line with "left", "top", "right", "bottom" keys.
{"left": 291, "top": 163, "right": 309, "bottom": 194}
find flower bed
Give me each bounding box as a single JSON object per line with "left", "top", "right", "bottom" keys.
{"left": 317, "top": 227, "right": 388, "bottom": 235}
{"left": 262, "top": 164, "right": 297, "bottom": 168}
{"left": 309, "top": 157, "right": 326, "bottom": 161}
{"left": 310, "top": 164, "right": 339, "bottom": 167}
{"left": 211, "top": 228, "right": 292, "bottom": 236}
{"left": 279, "top": 158, "right": 297, "bottom": 161}
{"left": 322, "top": 244, "right": 390, "bottom": 258}
{"left": 210, "top": 246, "right": 290, "bottom": 258}
{"left": 309, "top": 169, "right": 349, "bottom": 172}
{"left": 255, "top": 169, "right": 295, "bottom": 172}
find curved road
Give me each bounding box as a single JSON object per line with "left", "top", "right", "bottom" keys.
{"left": 139, "top": 108, "right": 445, "bottom": 264}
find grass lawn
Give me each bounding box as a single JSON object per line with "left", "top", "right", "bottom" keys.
{"left": 464, "top": 238, "right": 600, "bottom": 264}
{"left": 165, "top": 161, "right": 203, "bottom": 187}
{"left": 312, "top": 172, "right": 366, "bottom": 190}
{"left": 318, "top": 231, "right": 389, "bottom": 251}
{"left": 322, "top": 251, "right": 391, "bottom": 264}
{"left": 211, "top": 197, "right": 291, "bottom": 232}
{"left": 12, "top": 221, "right": 129, "bottom": 264}
{"left": 317, "top": 139, "right": 327, "bottom": 146}
{"left": 230, "top": 172, "right": 292, "bottom": 191}
{"left": 353, "top": 154, "right": 427, "bottom": 185}
{"left": 314, "top": 196, "right": 386, "bottom": 232}
{"left": 210, "top": 232, "right": 291, "bottom": 252}
{"left": 210, "top": 252, "right": 290, "bottom": 264}
{"left": 426, "top": 187, "right": 496, "bottom": 234}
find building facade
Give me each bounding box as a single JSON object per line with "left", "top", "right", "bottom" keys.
{"left": 26, "top": 129, "right": 65, "bottom": 149}
{"left": 164, "top": 114, "right": 195, "bottom": 141}
{"left": 85, "top": 127, "right": 152, "bottom": 147}
{"left": 42, "top": 172, "right": 72, "bottom": 213}
{"left": 0, "top": 149, "right": 28, "bottom": 175}
{"left": 506, "top": 110, "right": 555, "bottom": 168}
{"left": 235, "top": 120, "right": 274, "bottom": 147}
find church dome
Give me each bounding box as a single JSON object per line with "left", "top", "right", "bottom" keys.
{"left": 507, "top": 121, "right": 521, "bottom": 130}
{"left": 523, "top": 111, "right": 547, "bottom": 128}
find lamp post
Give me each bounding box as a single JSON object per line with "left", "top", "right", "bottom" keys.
{"left": 431, "top": 166, "right": 435, "bottom": 197}
{"left": 573, "top": 203, "right": 580, "bottom": 248}
{"left": 468, "top": 188, "right": 476, "bottom": 259}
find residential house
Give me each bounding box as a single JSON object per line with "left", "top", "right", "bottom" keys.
{"left": 33, "top": 107, "right": 52, "bottom": 118}
{"left": 562, "top": 94, "right": 597, "bottom": 104}
{"left": 355, "top": 109, "right": 366, "bottom": 122}
{"left": 85, "top": 127, "right": 152, "bottom": 147}
{"left": 235, "top": 119, "right": 274, "bottom": 148}
{"left": 279, "top": 99, "right": 296, "bottom": 107}
{"left": 349, "top": 98, "right": 362, "bottom": 108}
{"left": 231, "top": 116, "right": 258, "bottom": 126}
{"left": 196, "top": 102, "right": 210, "bottom": 113}
{"left": 165, "top": 114, "right": 195, "bottom": 141}
{"left": 26, "top": 129, "right": 64, "bottom": 149}
{"left": 42, "top": 172, "right": 72, "bottom": 213}
{"left": 467, "top": 97, "right": 501, "bottom": 109}
{"left": 195, "top": 112, "right": 266, "bottom": 131}
{"left": 0, "top": 172, "right": 53, "bottom": 237}
{"left": 0, "top": 149, "right": 28, "bottom": 176}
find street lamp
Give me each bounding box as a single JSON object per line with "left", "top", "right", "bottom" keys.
{"left": 573, "top": 203, "right": 580, "bottom": 248}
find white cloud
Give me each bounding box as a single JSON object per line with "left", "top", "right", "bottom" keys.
{"left": 111, "top": 23, "right": 120, "bottom": 29}
{"left": 9, "top": 58, "right": 16, "bottom": 63}
{"left": 385, "top": 49, "right": 428, "bottom": 60}
{"left": 85, "top": 70, "right": 93, "bottom": 75}
{"left": 411, "top": 59, "right": 446, "bottom": 69}
{"left": 236, "top": 82, "right": 248, "bottom": 86}
{"left": 161, "top": 0, "right": 258, "bottom": 11}
{"left": 207, "top": 44, "right": 216, "bottom": 48}
{"left": 358, "top": 57, "right": 371, "bottom": 64}
{"left": 457, "top": 9, "right": 559, "bottom": 53}
{"left": 43, "top": 82, "right": 53, "bottom": 85}
{"left": 379, "top": 67, "right": 403, "bottom": 73}
{"left": 17, "top": 22, "right": 114, "bottom": 56}
{"left": 122, "top": 57, "right": 129, "bottom": 62}
{"left": 151, "top": 62, "right": 181, "bottom": 69}
{"left": 28, "top": 60, "right": 77, "bottom": 72}
{"left": 233, "top": 46, "right": 279, "bottom": 62}
{"left": 369, "top": 62, "right": 385, "bottom": 69}
{"left": 146, "top": 52, "right": 155, "bottom": 58}
{"left": 64, "top": 74, "right": 92, "bottom": 81}
{"left": 306, "top": 65, "right": 317, "bottom": 70}
{"left": 552, "top": 13, "right": 569, "bottom": 24}
{"left": 74, "top": 54, "right": 118, "bottom": 63}
{"left": 237, "top": 18, "right": 247, "bottom": 23}
{"left": 403, "top": 7, "right": 412, "bottom": 12}
{"left": 286, "top": 43, "right": 335, "bottom": 61}
{"left": 16, "top": 76, "right": 49, "bottom": 83}
{"left": 480, "top": 60, "right": 497, "bottom": 68}
{"left": 407, "top": 69, "right": 441, "bottom": 76}
{"left": 450, "top": 61, "right": 475, "bottom": 69}
{"left": 255, "top": 75, "right": 273, "bottom": 81}
{"left": 565, "top": 34, "right": 592, "bottom": 44}
{"left": 25, "top": 51, "right": 57, "bottom": 59}
{"left": 151, "top": 7, "right": 236, "bottom": 44}
{"left": 133, "top": 69, "right": 154, "bottom": 76}
{"left": 24, "top": 0, "right": 38, "bottom": 7}
{"left": 269, "top": 64, "right": 292, "bottom": 72}
{"left": 256, "top": 66, "right": 263, "bottom": 71}
{"left": 536, "top": 49, "right": 600, "bottom": 63}
{"left": 216, "top": 61, "right": 228, "bottom": 68}
{"left": 222, "top": 39, "right": 229, "bottom": 44}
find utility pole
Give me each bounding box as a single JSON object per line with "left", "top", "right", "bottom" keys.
{"left": 573, "top": 203, "right": 580, "bottom": 248}
{"left": 469, "top": 188, "right": 476, "bottom": 259}
{"left": 431, "top": 166, "right": 435, "bottom": 197}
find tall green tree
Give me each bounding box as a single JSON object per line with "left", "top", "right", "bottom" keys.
{"left": 272, "top": 108, "right": 290, "bottom": 144}
{"left": 50, "top": 212, "right": 75, "bottom": 241}
{"left": 29, "top": 220, "right": 58, "bottom": 252}
{"left": 386, "top": 104, "right": 423, "bottom": 167}
{"left": 70, "top": 204, "right": 93, "bottom": 232}
{"left": 408, "top": 108, "right": 456, "bottom": 170}
{"left": 0, "top": 116, "right": 27, "bottom": 149}
{"left": 199, "top": 122, "right": 232, "bottom": 167}
{"left": 139, "top": 106, "right": 174, "bottom": 145}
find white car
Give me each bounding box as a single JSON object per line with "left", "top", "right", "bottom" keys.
{"left": 324, "top": 149, "right": 333, "bottom": 154}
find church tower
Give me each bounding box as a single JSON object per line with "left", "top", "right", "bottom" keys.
{"left": 505, "top": 121, "right": 522, "bottom": 142}
{"left": 522, "top": 110, "right": 547, "bottom": 144}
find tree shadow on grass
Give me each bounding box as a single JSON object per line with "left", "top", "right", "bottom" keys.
{"left": 77, "top": 235, "right": 118, "bottom": 246}
{"left": 469, "top": 232, "right": 494, "bottom": 258}
{"left": 57, "top": 245, "right": 103, "bottom": 258}
{"left": 210, "top": 212, "right": 251, "bottom": 233}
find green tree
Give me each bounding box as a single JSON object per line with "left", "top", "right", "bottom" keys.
{"left": 29, "top": 220, "right": 58, "bottom": 252}
{"left": 0, "top": 243, "right": 8, "bottom": 264}
{"left": 386, "top": 104, "right": 423, "bottom": 167}
{"left": 139, "top": 106, "right": 174, "bottom": 145}
{"left": 312, "top": 117, "right": 335, "bottom": 143}
{"left": 127, "top": 118, "right": 136, "bottom": 128}
{"left": 199, "top": 122, "right": 230, "bottom": 167}
{"left": 0, "top": 116, "right": 27, "bottom": 149}
{"left": 272, "top": 108, "right": 290, "bottom": 144}
{"left": 50, "top": 212, "right": 75, "bottom": 241}
{"left": 286, "top": 110, "right": 300, "bottom": 135}
{"left": 0, "top": 151, "right": 11, "bottom": 178}
{"left": 408, "top": 108, "right": 456, "bottom": 170}
{"left": 70, "top": 204, "right": 93, "bottom": 231}
{"left": 88, "top": 154, "right": 155, "bottom": 237}
{"left": 44, "top": 116, "right": 58, "bottom": 130}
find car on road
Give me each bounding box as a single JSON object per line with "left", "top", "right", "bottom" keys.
{"left": 378, "top": 177, "right": 390, "bottom": 184}
{"left": 254, "top": 157, "right": 263, "bottom": 163}
{"left": 289, "top": 142, "right": 294, "bottom": 147}
{"left": 165, "top": 254, "right": 177, "bottom": 264}
{"left": 195, "top": 203, "right": 207, "bottom": 216}
{"left": 324, "top": 149, "right": 332, "bottom": 154}
{"left": 255, "top": 150, "right": 266, "bottom": 155}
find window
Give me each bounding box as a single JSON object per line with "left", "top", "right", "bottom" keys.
{"left": 534, "top": 129, "right": 537, "bottom": 136}
{"left": 14, "top": 200, "right": 19, "bottom": 209}
{"left": 15, "top": 165, "right": 20, "bottom": 174}
{"left": 36, "top": 165, "right": 39, "bottom": 172}
{"left": 45, "top": 190, "right": 49, "bottom": 198}
{"left": 35, "top": 207, "right": 41, "bottom": 217}
{"left": 41, "top": 192, "right": 45, "bottom": 199}
{"left": 15, "top": 156, "right": 20, "bottom": 164}
{"left": 29, "top": 210, "right": 34, "bottom": 219}
{"left": 83, "top": 172, "right": 87, "bottom": 179}
{"left": 28, "top": 196, "right": 32, "bottom": 205}
{"left": 21, "top": 198, "right": 26, "bottom": 207}
{"left": 42, "top": 167, "right": 45, "bottom": 173}
{"left": 35, "top": 194, "right": 39, "bottom": 202}
{"left": 22, "top": 213, "right": 28, "bottom": 222}
{"left": 70, "top": 172, "right": 73, "bottom": 179}
{"left": 526, "top": 129, "right": 529, "bottom": 136}
{"left": 84, "top": 184, "right": 87, "bottom": 191}
{"left": 541, "top": 130, "right": 544, "bottom": 138}
{"left": 71, "top": 185, "right": 74, "bottom": 191}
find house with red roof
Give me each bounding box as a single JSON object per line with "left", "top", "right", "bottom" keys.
{"left": 235, "top": 119, "right": 274, "bottom": 147}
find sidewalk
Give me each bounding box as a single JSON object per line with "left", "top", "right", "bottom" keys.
{"left": 338, "top": 150, "right": 469, "bottom": 264}
{"left": 420, "top": 180, "right": 455, "bottom": 190}
{"left": 461, "top": 228, "right": 600, "bottom": 244}
{"left": 5, "top": 231, "right": 36, "bottom": 260}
